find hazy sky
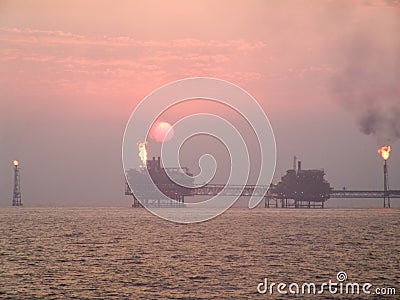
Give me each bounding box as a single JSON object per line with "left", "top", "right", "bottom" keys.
{"left": 0, "top": 0, "right": 399, "bottom": 207}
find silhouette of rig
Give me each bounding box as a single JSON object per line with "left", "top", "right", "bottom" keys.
{"left": 125, "top": 157, "right": 400, "bottom": 208}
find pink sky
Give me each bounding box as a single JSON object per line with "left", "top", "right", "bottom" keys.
{"left": 0, "top": 0, "right": 399, "bottom": 206}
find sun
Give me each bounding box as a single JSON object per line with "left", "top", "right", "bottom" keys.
{"left": 149, "top": 121, "right": 174, "bottom": 142}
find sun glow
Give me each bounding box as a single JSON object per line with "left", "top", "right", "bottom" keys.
{"left": 149, "top": 121, "right": 174, "bottom": 142}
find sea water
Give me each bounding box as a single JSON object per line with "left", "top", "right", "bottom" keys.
{"left": 0, "top": 207, "right": 399, "bottom": 299}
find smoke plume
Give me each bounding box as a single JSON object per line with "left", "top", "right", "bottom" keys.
{"left": 331, "top": 24, "right": 400, "bottom": 144}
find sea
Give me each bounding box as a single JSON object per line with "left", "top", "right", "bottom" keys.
{"left": 0, "top": 207, "right": 399, "bottom": 299}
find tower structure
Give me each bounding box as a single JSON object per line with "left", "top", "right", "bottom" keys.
{"left": 12, "top": 160, "right": 22, "bottom": 206}
{"left": 383, "top": 160, "right": 390, "bottom": 208}
{"left": 378, "top": 146, "right": 391, "bottom": 208}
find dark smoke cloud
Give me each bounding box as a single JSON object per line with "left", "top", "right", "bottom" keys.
{"left": 331, "top": 24, "right": 400, "bottom": 144}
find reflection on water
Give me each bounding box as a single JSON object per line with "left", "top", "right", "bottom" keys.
{"left": 0, "top": 208, "right": 399, "bottom": 299}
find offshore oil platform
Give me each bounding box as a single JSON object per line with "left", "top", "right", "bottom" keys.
{"left": 267, "top": 158, "right": 332, "bottom": 208}
{"left": 126, "top": 156, "right": 195, "bottom": 207}
{"left": 125, "top": 145, "right": 400, "bottom": 209}
{"left": 125, "top": 156, "right": 333, "bottom": 208}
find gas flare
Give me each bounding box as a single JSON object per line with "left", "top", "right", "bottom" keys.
{"left": 138, "top": 142, "right": 148, "bottom": 166}
{"left": 378, "top": 145, "right": 391, "bottom": 161}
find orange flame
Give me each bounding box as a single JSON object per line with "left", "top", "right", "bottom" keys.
{"left": 138, "top": 141, "right": 148, "bottom": 167}
{"left": 378, "top": 145, "right": 391, "bottom": 161}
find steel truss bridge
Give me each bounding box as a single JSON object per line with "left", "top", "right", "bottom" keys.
{"left": 195, "top": 184, "right": 400, "bottom": 208}
{"left": 126, "top": 183, "right": 400, "bottom": 208}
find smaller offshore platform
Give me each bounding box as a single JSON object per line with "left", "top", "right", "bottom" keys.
{"left": 268, "top": 158, "right": 332, "bottom": 208}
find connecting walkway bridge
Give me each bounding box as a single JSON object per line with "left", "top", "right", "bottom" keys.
{"left": 125, "top": 183, "right": 400, "bottom": 208}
